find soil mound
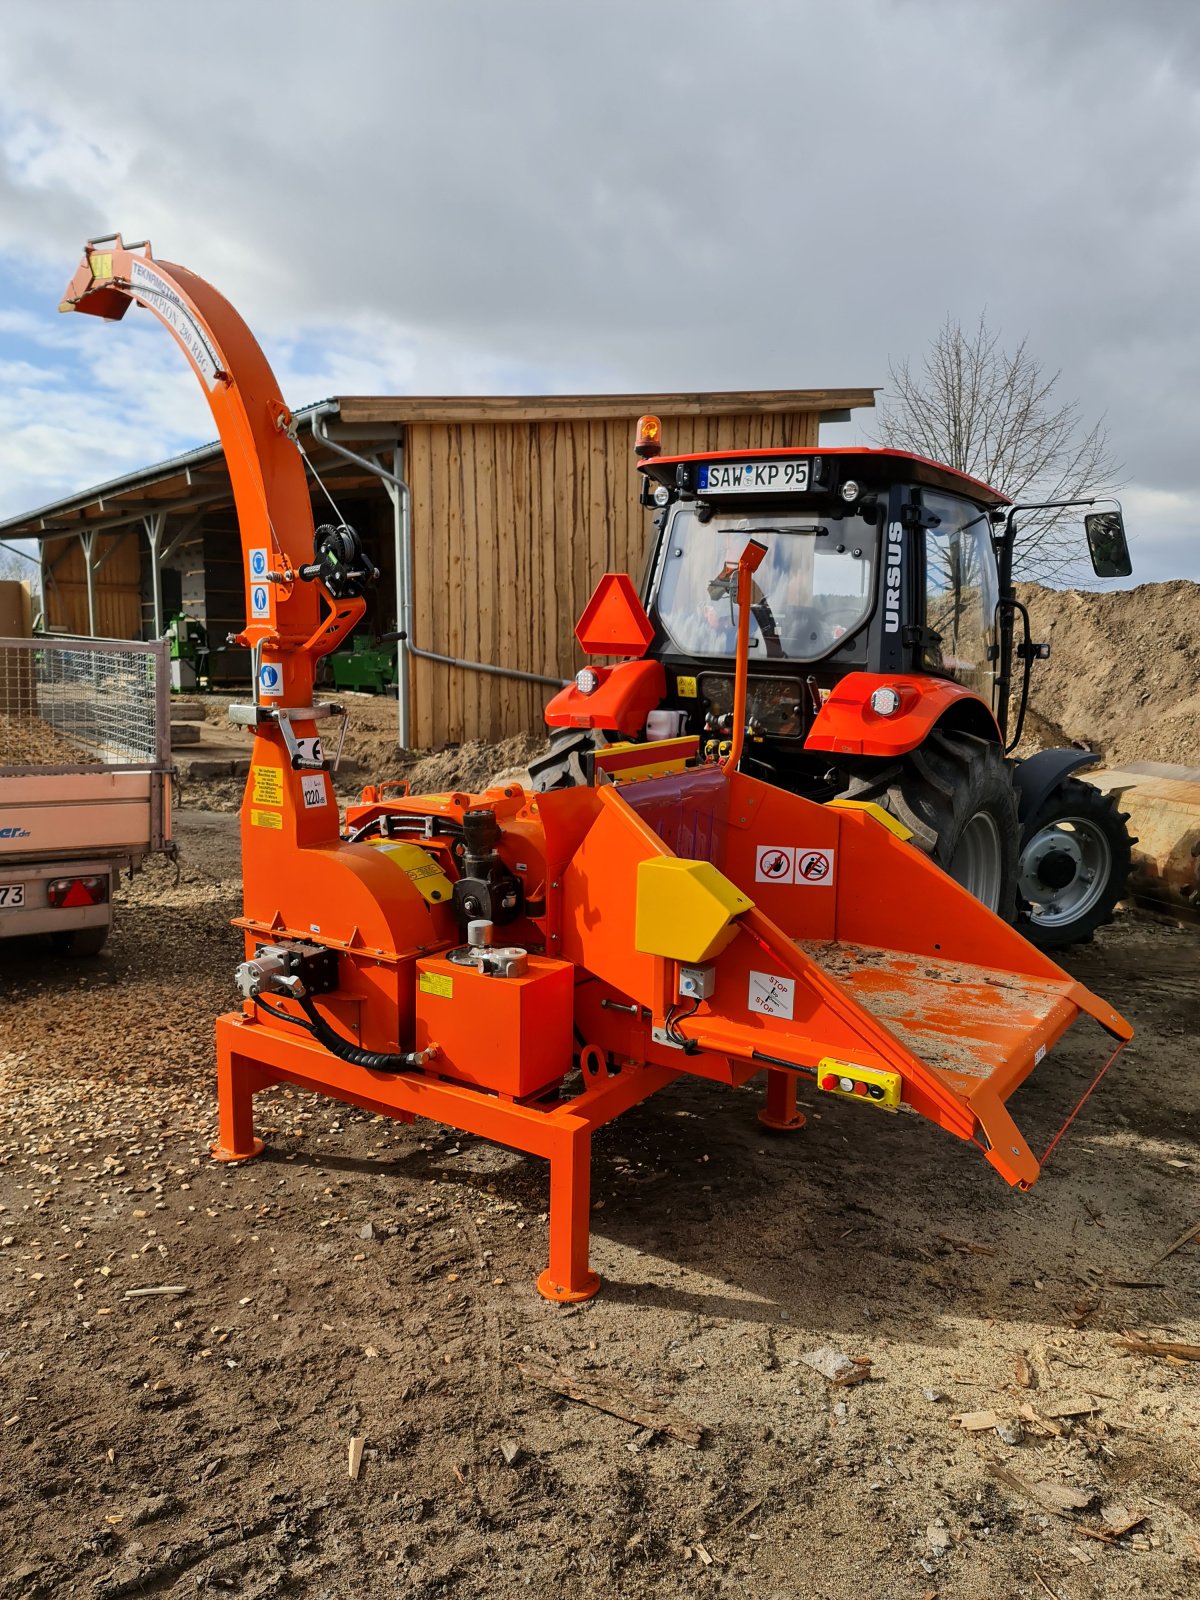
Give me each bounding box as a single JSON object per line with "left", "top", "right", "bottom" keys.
{"left": 1018, "top": 579, "right": 1200, "bottom": 768}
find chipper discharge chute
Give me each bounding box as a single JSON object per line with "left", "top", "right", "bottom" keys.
{"left": 60, "top": 238, "right": 1133, "bottom": 1302}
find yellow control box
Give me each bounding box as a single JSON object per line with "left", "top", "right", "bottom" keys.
{"left": 816, "top": 1058, "right": 902, "bottom": 1111}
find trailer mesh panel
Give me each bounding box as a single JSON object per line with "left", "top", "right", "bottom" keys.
{"left": 0, "top": 637, "right": 168, "bottom": 771}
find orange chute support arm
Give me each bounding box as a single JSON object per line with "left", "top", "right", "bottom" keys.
{"left": 59, "top": 234, "right": 355, "bottom": 709}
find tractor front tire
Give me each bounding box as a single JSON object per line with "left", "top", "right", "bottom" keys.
{"left": 1016, "top": 777, "right": 1133, "bottom": 950}
{"left": 839, "top": 731, "right": 1020, "bottom": 919}
{"left": 529, "top": 727, "right": 613, "bottom": 792}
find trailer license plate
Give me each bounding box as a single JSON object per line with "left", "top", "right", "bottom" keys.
{"left": 0, "top": 884, "right": 26, "bottom": 908}
{"left": 698, "top": 459, "right": 810, "bottom": 494}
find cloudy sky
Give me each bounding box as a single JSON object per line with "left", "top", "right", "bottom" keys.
{"left": 1, "top": 0, "right": 1197, "bottom": 584}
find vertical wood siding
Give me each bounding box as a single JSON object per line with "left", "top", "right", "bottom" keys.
{"left": 41, "top": 532, "right": 143, "bottom": 640}
{"left": 405, "top": 409, "right": 819, "bottom": 746}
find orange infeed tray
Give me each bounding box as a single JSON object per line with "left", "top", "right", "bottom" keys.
{"left": 414, "top": 954, "right": 575, "bottom": 1099}
{"left": 799, "top": 941, "right": 1079, "bottom": 1104}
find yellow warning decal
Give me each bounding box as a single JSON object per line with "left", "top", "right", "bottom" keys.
{"left": 252, "top": 766, "right": 284, "bottom": 806}
{"left": 90, "top": 252, "right": 113, "bottom": 280}
{"left": 250, "top": 809, "right": 283, "bottom": 830}
{"left": 676, "top": 675, "right": 698, "bottom": 699}
{"left": 419, "top": 971, "right": 453, "bottom": 999}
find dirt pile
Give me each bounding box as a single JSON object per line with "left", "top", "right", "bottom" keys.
{"left": 1018, "top": 580, "right": 1200, "bottom": 768}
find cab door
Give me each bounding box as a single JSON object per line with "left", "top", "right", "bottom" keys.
{"left": 919, "top": 491, "right": 1000, "bottom": 708}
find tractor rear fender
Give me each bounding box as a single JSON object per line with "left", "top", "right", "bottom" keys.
{"left": 1012, "top": 748, "right": 1100, "bottom": 831}
{"left": 544, "top": 659, "right": 666, "bottom": 736}
{"left": 804, "top": 671, "right": 1001, "bottom": 759}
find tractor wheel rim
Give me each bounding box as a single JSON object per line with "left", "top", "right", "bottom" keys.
{"left": 1019, "top": 817, "right": 1113, "bottom": 927}
{"left": 949, "top": 810, "right": 1003, "bottom": 911}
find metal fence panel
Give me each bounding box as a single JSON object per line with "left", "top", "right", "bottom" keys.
{"left": 0, "top": 636, "right": 170, "bottom": 773}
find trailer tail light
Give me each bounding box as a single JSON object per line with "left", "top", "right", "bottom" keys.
{"left": 817, "top": 1058, "right": 902, "bottom": 1110}
{"left": 47, "top": 875, "right": 110, "bottom": 909}
{"left": 869, "top": 686, "right": 902, "bottom": 716}
{"left": 634, "top": 414, "right": 662, "bottom": 459}
{"left": 575, "top": 667, "right": 602, "bottom": 695}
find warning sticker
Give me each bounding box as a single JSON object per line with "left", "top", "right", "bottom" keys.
{"left": 252, "top": 766, "right": 284, "bottom": 806}
{"left": 748, "top": 971, "right": 795, "bottom": 1020}
{"left": 419, "top": 971, "right": 453, "bottom": 999}
{"left": 250, "top": 809, "right": 283, "bottom": 830}
{"left": 301, "top": 773, "right": 329, "bottom": 809}
{"left": 250, "top": 583, "right": 271, "bottom": 618}
{"left": 755, "top": 846, "right": 835, "bottom": 885}
{"left": 248, "top": 547, "right": 269, "bottom": 580}
{"left": 676, "top": 675, "right": 698, "bottom": 699}
{"left": 795, "top": 848, "right": 834, "bottom": 885}
{"left": 756, "top": 844, "right": 794, "bottom": 883}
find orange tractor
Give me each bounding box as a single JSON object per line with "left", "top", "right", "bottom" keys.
{"left": 61, "top": 239, "right": 1131, "bottom": 1302}
{"left": 534, "top": 420, "right": 1136, "bottom": 951}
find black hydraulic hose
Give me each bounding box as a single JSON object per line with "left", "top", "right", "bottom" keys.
{"left": 254, "top": 995, "right": 316, "bottom": 1034}
{"left": 253, "top": 991, "right": 422, "bottom": 1074}
{"left": 295, "top": 992, "right": 422, "bottom": 1074}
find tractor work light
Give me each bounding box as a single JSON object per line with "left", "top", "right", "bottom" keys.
{"left": 634, "top": 414, "right": 662, "bottom": 459}
{"left": 869, "top": 686, "right": 902, "bottom": 716}
{"left": 840, "top": 479, "right": 862, "bottom": 503}
{"left": 47, "top": 874, "right": 109, "bottom": 908}
{"left": 575, "top": 667, "right": 601, "bottom": 695}
{"left": 653, "top": 484, "right": 671, "bottom": 507}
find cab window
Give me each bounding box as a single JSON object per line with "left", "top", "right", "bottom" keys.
{"left": 921, "top": 492, "right": 999, "bottom": 700}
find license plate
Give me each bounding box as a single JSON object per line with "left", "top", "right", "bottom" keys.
{"left": 0, "top": 884, "right": 26, "bottom": 908}
{"left": 697, "top": 459, "right": 810, "bottom": 494}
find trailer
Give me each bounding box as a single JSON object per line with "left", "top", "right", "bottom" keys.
{"left": 0, "top": 634, "right": 173, "bottom": 954}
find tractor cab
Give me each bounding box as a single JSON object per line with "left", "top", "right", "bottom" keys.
{"left": 634, "top": 444, "right": 1010, "bottom": 781}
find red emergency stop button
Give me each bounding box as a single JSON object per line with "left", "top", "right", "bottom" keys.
{"left": 853, "top": 1081, "right": 869, "bottom": 1096}
{"left": 821, "top": 1074, "right": 839, "bottom": 1091}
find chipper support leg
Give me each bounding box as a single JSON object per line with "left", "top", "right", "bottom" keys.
{"left": 757, "top": 1067, "right": 806, "bottom": 1132}
{"left": 537, "top": 1126, "right": 600, "bottom": 1303}
{"left": 211, "top": 1021, "right": 265, "bottom": 1164}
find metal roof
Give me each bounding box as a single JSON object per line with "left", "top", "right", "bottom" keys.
{"left": 2, "top": 388, "right": 876, "bottom": 543}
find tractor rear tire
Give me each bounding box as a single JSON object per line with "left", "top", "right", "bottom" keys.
{"left": 1016, "top": 777, "right": 1133, "bottom": 950}
{"left": 838, "top": 730, "right": 1019, "bottom": 919}
{"left": 528, "top": 727, "right": 613, "bottom": 792}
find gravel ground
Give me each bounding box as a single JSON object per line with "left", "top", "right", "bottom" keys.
{"left": 1, "top": 806, "right": 1197, "bottom": 1600}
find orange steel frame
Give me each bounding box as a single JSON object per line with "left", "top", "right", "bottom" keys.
{"left": 62, "top": 238, "right": 1133, "bottom": 1304}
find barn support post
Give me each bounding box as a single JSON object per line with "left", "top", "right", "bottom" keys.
{"left": 80, "top": 529, "right": 97, "bottom": 636}
{"left": 142, "top": 511, "right": 167, "bottom": 638}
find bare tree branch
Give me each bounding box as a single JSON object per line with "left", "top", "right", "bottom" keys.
{"left": 876, "top": 313, "right": 1123, "bottom": 582}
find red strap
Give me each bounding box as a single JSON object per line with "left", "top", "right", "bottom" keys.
{"left": 1037, "top": 1039, "right": 1128, "bottom": 1171}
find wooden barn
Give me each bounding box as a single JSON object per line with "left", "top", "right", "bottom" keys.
{"left": 1, "top": 388, "right": 873, "bottom": 746}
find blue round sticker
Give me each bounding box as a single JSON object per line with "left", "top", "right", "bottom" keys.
{"left": 252, "top": 585, "right": 268, "bottom": 611}
{"left": 259, "top": 663, "right": 280, "bottom": 689}
{"left": 251, "top": 551, "right": 267, "bottom": 576}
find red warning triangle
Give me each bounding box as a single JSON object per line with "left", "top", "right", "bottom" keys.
{"left": 574, "top": 573, "right": 655, "bottom": 658}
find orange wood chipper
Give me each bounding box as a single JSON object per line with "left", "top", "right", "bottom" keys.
{"left": 60, "top": 238, "right": 1132, "bottom": 1301}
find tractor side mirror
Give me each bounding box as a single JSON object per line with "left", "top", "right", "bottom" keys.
{"left": 1084, "top": 510, "right": 1132, "bottom": 578}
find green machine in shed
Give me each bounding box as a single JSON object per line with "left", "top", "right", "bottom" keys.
{"left": 330, "top": 636, "right": 397, "bottom": 695}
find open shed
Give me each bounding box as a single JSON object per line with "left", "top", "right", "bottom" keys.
{"left": 1, "top": 388, "right": 874, "bottom": 746}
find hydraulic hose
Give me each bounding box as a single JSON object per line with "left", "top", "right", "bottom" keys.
{"left": 253, "top": 992, "right": 428, "bottom": 1074}
{"left": 296, "top": 992, "right": 427, "bottom": 1073}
